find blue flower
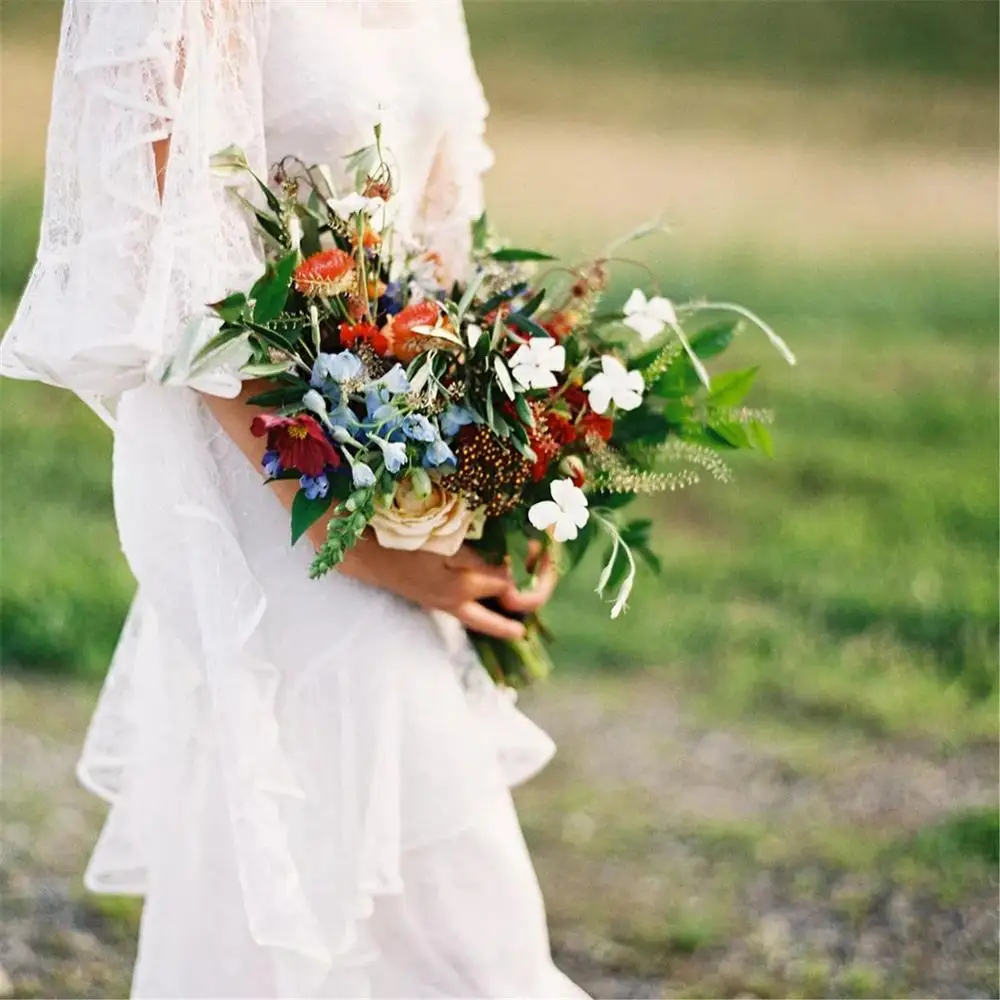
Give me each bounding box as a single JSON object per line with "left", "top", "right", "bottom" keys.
{"left": 380, "top": 280, "right": 405, "bottom": 316}
{"left": 378, "top": 364, "right": 411, "bottom": 396}
{"left": 440, "top": 404, "right": 476, "bottom": 439}
{"left": 351, "top": 461, "right": 377, "bottom": 488}
{"left": 375, "top": 438, "right": 408, "bottom": 474}
{"left": 312, "top": 350, "right": 364, "bottom": 387}
{"left": 423, "top": 438, "right": 456, "bottom": 469}
{"left": 262, "top": 450, "right": 283, "bottom": 478}
{"left": 402, "top": 414, "right": 437, "bottom": 443}
{"left": 299, "top": 474, "right": 329, "bottom": 500}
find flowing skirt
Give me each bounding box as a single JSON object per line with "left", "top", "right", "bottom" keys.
{"left": 78, "top": 383, "right": 587, "bottom": 999}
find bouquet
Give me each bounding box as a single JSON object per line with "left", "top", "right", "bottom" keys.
{"left": 183, "top": 132, "right": 795, "bottom": 686}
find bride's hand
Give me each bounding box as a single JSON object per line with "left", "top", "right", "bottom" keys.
{"left": 337, "top": 540, "right": 528, "bottom": 641}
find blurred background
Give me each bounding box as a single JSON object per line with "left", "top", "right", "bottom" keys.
{"left": 1, "top": 1, "right": 997, "bottom": 997}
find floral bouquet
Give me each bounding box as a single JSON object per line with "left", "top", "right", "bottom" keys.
{"left": 182, "top": 132, "right": 795, "bottom": 686}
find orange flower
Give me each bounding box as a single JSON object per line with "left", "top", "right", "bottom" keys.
{"left": 293, "top": 249, "right": 356, "bottom": 298}
{"left": 384, "top": 301, "right": 449, "bottom": 363}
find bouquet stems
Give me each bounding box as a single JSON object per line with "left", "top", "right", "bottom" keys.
{"left": 468, "top": 611, "right": 554, "bottom": 689}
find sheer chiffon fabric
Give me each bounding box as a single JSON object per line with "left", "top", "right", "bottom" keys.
{"left": 2, "top": 1, "right": 585, "bottom": 995}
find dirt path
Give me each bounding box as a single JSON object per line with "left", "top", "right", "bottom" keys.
{"left": 1, "top": 675, "right": 996, "bottom": 999}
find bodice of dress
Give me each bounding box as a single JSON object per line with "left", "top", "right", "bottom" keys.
{"left": 261, "top": 0, "right": 490, "bottom": 275}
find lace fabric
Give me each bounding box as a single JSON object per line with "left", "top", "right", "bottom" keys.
{"left": 2, "top": 3, "right": 572, "bottom": 997}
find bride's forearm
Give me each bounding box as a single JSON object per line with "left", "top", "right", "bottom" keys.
{"left": 197, "top": 384, "right": 377, "bottom": 577}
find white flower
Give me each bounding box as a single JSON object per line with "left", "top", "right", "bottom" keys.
{"left": 327, "top": 193, "right": 394, "bottom": 231}
{"left": 622, "top": 288, "right": 678, "bottom": 342}
{"left": 528, "top": 478, "right": 590, "bottom": 543}
{"left": 509, "top": 336, "right": 565, "bottom": 390}
{"left": 584, "top": 355, "right": 645, "bottom": 414}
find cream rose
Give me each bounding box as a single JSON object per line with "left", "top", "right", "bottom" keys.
{"left": 370, "top": 476, "right": 483, "bottom": 556}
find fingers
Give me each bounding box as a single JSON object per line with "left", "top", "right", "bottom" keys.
{"left": 500, "top": 554, "right": 559, "bottom": 614}
{"left": 458, "top": 570, "right": 512, "bottom": 603}
{"left": 455, "top": 600, "right": 527, "bottom": 641}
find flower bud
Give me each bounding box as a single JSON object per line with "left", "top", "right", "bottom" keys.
{"left": 408, "top": 466, "right": 433, "bottom": 499}
{"left": 559, "top": 455, "right": 586, "bottom": 488}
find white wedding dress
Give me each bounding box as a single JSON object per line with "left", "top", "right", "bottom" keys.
{"left": 1, "top": 2, "right": 587, "bottom": 997}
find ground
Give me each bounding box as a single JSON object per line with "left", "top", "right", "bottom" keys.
{"left": 2, "top": 674, "right": 996, "bottom": 1000}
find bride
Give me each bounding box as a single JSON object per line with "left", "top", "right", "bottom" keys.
{"left": 1, "top": 1, "right": 589, "bottom": 997}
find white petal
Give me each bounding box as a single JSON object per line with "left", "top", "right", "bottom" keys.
{"left": 545, "top": 344, "right": 566, "bottom": 372}
{"left": 646, "top": 296, "right": 678, "bottom": 324}
{"left": 584, "top": 374, "right": 613, "bottom": 414}
{"left": 466, "top": 323, "right": 483, "bottom": 349}
{"left": 624, "top": 369, "right": 645, "bottom": 393}
{"left": 511, "top": 364, "right": 534, "bottom": 389}
{"left": 550, "top": 478, "right": 580, "bottom": 509}
{"left": 530, "top": 368, "right": 558, "bottom": 390}
{"left": 601, "top": 355, "right": 628, "bottom": 378}
{"left": 622, "top": 288, "right": 648, "bottom": 316}
{"left": 552, "top": 514, "right": 580, "bottom": 543}
{"left": 570, "top": 503, "right": 590, "bottom": 530}
{"left": 613, "top": 387, "right": 644, "bottom": 411}
{"left": 623, "top": 312, "right": 664, "bottom": 341}
{"left": 509, "top": 344, "right": 532, "bottom": 368}
{"left": 528, "top": 500, "right": 561, "bottom": 532}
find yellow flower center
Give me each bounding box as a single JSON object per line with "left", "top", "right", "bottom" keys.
{"left": 288, "top": 425, "right": 309, "bottom": 439}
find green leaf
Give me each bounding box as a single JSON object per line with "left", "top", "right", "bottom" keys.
{"left": 709, "top": 367, "right": 759, "bottom": 407}
{"left": 490, "top": 248, "right": 558, "bottom": 263}
{"left": 709, "top": 421, "right": 754, "bottom": 450}
{"left": 690, "top": 319, "right": 738, "bottom": 360}
{"left": 252, "top": 171, "right": 284, "bottom": 216}
{"left": 241, "top": 360, "right": 295, "bottom": 378}
{"left": 747, "top": 420, "right": 775, "bottom": 457}
{"left": 506, "top": 312, "right": 551, "bottom": 340}
{"left": 637, "top": 544, "right": 662, "bottom": 575}
{"left": 514, "top": 394, "right": 535, "bottom": 428}
{"left": 518, "top": 289, "right": 546, "bottom": 318}
{"left": 209, "top": 292, "right": 248, "bottom": 324}
{"left": 472, "top": 212, "right": 490, "bottom": 252}
{"left": 252, "top": 251, "right": 299, "bottom": 325}
{"left": 247, "top": 384, "right": 307, "bottom": 407}
{"left": 456, "top": 271, "right": 486, "bottom": 321}
{"left": 494, "top": 356, "right": 516, "bottom": 400}
{"left": 193, "top": 326, "right": 248, "bottom": 364}
{"left": 290, "top": 489, "right": 332, "bottom": 545}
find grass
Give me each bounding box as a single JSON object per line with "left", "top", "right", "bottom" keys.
{"left": 2, "top": 177, "right": 997, "bottom": 735}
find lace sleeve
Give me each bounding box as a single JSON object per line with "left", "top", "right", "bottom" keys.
{"left": 0, "top": 0, "right": 271, "bottom": 416}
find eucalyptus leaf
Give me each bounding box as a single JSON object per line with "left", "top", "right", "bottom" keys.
{"left": 490, "top": 248, "right": 558, "bottom": 263}
{"left": 494, "top": 356, "right": 516, "bottom": 400}
{"left": 241, "top": 360, "right": 295, "bottom": 378}
{"left": 506, "top": 312, "right": 551, "bottom": 340}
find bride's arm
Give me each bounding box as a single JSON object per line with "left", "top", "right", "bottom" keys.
{"left": 199, "top": 383, "right": 546, "bottom": 639}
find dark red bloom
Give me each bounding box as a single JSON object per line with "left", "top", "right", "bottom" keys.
{"left": 250, "top": 413, "right": 341, "bottom": 478}
{"left": 339, "top": 321, "right": 390, "bottom": 355}
{"left": 526, "top": 403, "right": 578, "bottom": 482}
{"left": 580, "top": 410, "right": 614, "bottom": 442}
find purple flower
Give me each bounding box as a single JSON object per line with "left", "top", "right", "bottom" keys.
{"left": 299, "top": 474, "right": 330, "bottom": 500}
{"left": 262, "top": 450, "right": 283, "bottom": 478}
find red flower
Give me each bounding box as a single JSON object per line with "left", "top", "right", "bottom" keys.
{"left": 564, "top": 384, "right": 614, "bottom": 441}
{"left": 339, "top": 321, "right": 390, "bottom": 355}
{"left": 526, "top": 403, "right": 577, "bottom": 482}
{"left": 250, "top": 413, "right": 341, "bottom": 478}
{"left": 581, "top": 410, "right": 614, "bottom": 442}
{"left": 293, "top": 249, "right": 356, "bottom": 298}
